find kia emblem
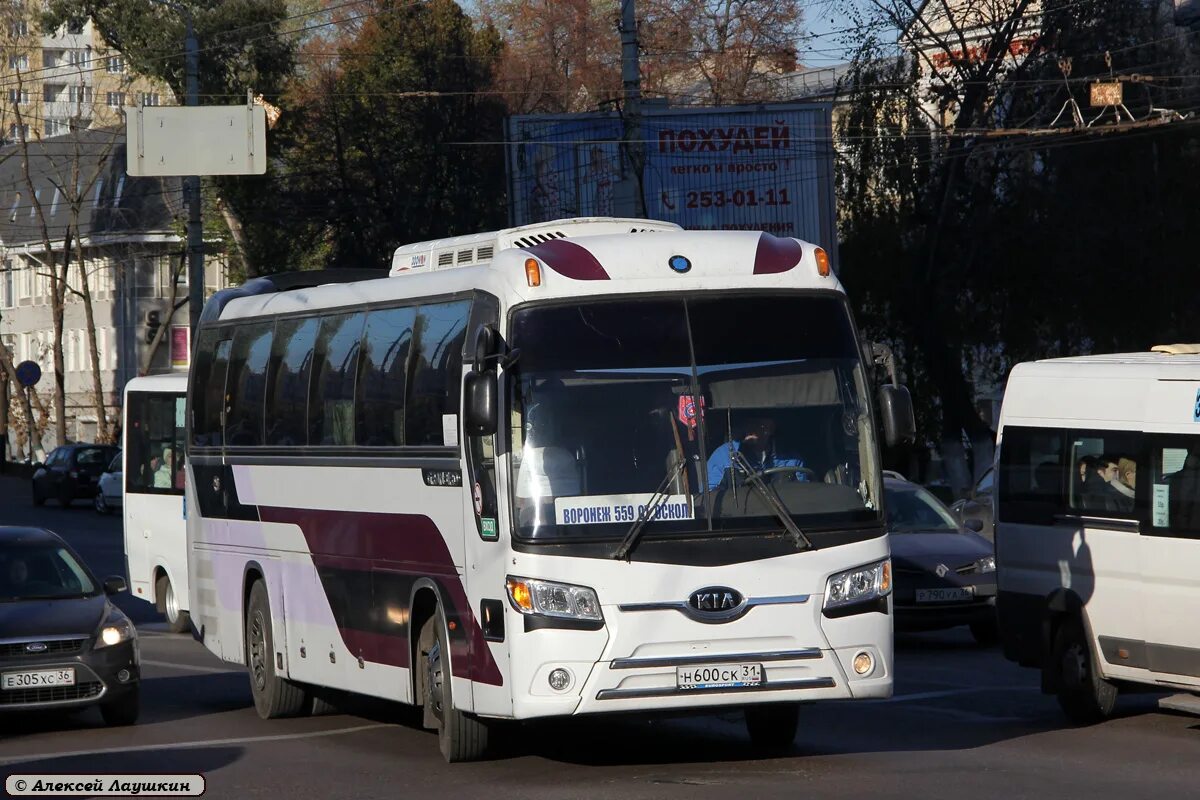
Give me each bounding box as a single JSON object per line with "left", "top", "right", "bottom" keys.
{"left": 25, "top": 642, "right": 47, "bottom": 653}
{"left": 688, "top": 586, "right": 743, "bottom": 613}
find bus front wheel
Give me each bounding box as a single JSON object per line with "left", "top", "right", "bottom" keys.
{"left": 417, "top": 611, "right": 488, "bottom": 762}
{"left": 1052, "top": 617, "right": 1117, "bottom": 724}
{"left": 245, "top": 580, "right": 309, "bottom": 719}
{"left": 744, "top": 703, "right": 800, "bottom": 750}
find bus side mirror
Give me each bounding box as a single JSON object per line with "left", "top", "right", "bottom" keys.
{"left": 464, "top": 370, "right": 498, "bottom": 436}
{"left": 879, "top": 384, "right": 916, "bottom": 448}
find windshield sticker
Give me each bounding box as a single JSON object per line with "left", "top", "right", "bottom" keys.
{"left": 677, "top": 394, "right": 705, "bottom": 439}
{"left": 555, "top": 493, "right": 694, "bottom": 526}
{"left": 480, "top": 517, "right": 498, "bottom": 541}
{"left": 1153, "top": 483, "right": 1170, "bottom": 527}
{"left": 442, "top": 414, "right": 459, "bottom": 447}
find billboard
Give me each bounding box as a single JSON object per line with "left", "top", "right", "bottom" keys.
{"left": 505, "top": 103, "right": 837, "bottom": 252}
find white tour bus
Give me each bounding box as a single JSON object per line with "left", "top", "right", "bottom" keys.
{"left": 185, "top": 217, "right": 914, "bottom": 761}
{"left": 123, "top": 373, "right": 191, "bottom": 633}
{"left": 996, "top": 346, "right": 1200, "bottom": 722}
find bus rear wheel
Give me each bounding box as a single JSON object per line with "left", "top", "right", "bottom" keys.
{"left": 417, "top": 611, "right": 488, "bottom": 762}
{"left": 1053, "top": 617, "right": 1117, "bottom": 724}
{"left": 245, "top": 580, "right": 309, "bottom": 719}
{"left": 156, "top": 574, "right": 191, "bottom": 634}
{"left": 744, "top": 703, "right": 800, "bottom": 750}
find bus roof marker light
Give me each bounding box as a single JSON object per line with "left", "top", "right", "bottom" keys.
{"left": 814, "top": 247, "right": 831, "bottom": 277}
{"left": 524, "top": 257, "right": 542, "bottom": 287}
{"left": 668, "top": 254, "right": 691, "bottom": 273}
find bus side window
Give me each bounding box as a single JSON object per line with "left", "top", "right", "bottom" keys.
{"left": 357, "top": 306, "right": 416, "bottom": 447}
{"left": 265, "top": 317, "right": 318, "bottom": 447}
{"left": 191, "top": 332, "right": 232, "bottom": 448}
{"left": 309, "top": 312, "right": 365, "bottom": 447}
{"left": 408, "top": 300, "right": 470, "bottom": 447}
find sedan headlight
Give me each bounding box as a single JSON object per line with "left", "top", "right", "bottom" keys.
{"left": 976, "top": 555, "right": 996, "bottom": 573}
{"left": 824, "top": 560, "right": 892, "bottom": 610}
{"left": 96, "top": 616, "right": 136, "bottom": 648}
{"left": 506, "top": 576, "right": 602, "bottom": 621}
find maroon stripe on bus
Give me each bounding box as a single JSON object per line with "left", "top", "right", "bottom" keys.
{"left": 523, "top": 239, "right": 611, "bottom": 280}
{"left": 260, "top": 506, "right": 504, "bottom": 686}
{"left": 752, "top": 233, "right": 804, "bottom": 274}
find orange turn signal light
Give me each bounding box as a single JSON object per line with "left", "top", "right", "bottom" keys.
{"left": 814, "top": 247, "right": 831, "bottom": 277}
{"left": 880, "top": 560, "right": 892, "bottom": 594}
{"left": 507, "top": 578, "right": 533, "bottom": 611}
{"left": 525, "top": 257, "right": 542, "bottom": 287}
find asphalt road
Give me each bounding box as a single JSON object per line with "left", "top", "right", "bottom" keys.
{"left": 1, "top": 475, "right": 1197, "bottom": 799}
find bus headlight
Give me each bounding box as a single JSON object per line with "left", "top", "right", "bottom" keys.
{"left": 506, "top": 577, "right": 603, "bottom": 622}
{"left": 823, "top": 560, "right": 891, "bottom": 610}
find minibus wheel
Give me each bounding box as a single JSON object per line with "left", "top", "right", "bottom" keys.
{"left": 744, "top": 703, "right": 800, "bottom": 750}
{"left": 245, "top": 580, "right": 309, "bottom": 719}
{"left": 157, "top": 574, "right": 191, "bottom": 634}
{"left": 418, "top": 611, "right": 488, "bottom": 762}
{"left": 1052, "top": 617, "right": 1117, "bottom": 724}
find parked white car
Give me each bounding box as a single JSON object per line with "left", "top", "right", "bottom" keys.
{"left": 95, "top": 451, "right": 123, "bottom": 515}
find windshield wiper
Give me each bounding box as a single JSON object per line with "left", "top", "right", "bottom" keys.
{"left": 731, "top": 450, "right": 812, "bottom": 550}
{"left": 612, "top": 459, "right": 687, "bottom": 561}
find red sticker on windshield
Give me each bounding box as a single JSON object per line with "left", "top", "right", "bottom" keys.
{"left": 678, "top": 395, "right": 705, "bottom": 439}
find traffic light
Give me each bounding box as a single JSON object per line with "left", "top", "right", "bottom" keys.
{"left": 144, "top": 310, "right": 161, "bottom": 344}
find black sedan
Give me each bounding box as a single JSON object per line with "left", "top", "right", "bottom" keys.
{"left": 0, "top": 527, "right": 139, "bottom": 725}
{"left": 32, "top": 443, "right": 120, "bottom": 508}
{"left": 885, "top": 477, "right": 998, "bottom": 644}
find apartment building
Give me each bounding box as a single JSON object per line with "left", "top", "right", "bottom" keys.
{"left": 1, "top": 2, "right": 171, "bottom": 143}
{"left": 0, "top": 130, "right": 227, "bottom": 455}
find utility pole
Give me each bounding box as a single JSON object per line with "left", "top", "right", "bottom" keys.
{"left": 619, "top": 0, "right": 647, "bottom": 218}
{"left": 183, "top": 12, "right": 203, "bottom": 341}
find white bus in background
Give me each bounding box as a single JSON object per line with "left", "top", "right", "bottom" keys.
{"left": 996, "top": 345, "right": 1200, "bottom": 722}
{"left": 123, "top": 373, "right": 191, "bottom": 634}
{"left": 185, "top": 217, "right": 914, "bottom": 761}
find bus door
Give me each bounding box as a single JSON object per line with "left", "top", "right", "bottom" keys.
{"left": 1141, "top": 380, "right": 1200, "bottom": 678}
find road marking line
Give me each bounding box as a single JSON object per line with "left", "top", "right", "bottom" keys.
{"left": 140, "top": 659, "right": 237, "bottom": 675}
{"left": 0, "top": 723, "right": 393, "bottom": 765}
{"left": 864, "top": 685, "right": 1037, "bottom": 704}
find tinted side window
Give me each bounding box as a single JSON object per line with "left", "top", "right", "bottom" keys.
{"left": 357, "top": 305, "right": 415, "bottom": 447}
{"left": 407, "top": 300, "right": 470, "bottom": 446}
{"left": 1148, "top": 434, "right": 1200, "bottom": 538}
{"left": 265, "top": 317, "right": 318, "bottom": 447}
{"left": 1066, "top": 430, "right": 1142, "bottom": 518}
{"left": 225, "top": 322, "right": 274, "bottom": 447}
{"left": 191, "top": 328, "right": 232, "bottom": 447}
{"left": 125, "top": 392, "right": 185, "bottom": 495}
{"left": 999, "top": 426, "right": 1066, "bottom": 524}
{"left": 309, "top": 312, "right": 365, "bottom": 446}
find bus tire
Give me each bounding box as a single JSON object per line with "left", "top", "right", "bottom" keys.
{"left": 1053, "top": 617, "right": 1117, "bottom": 724}
{"left": 744, "top": 703, "right": 800, "bottom": 750}
{"left": 156, "top": 574, "right": 191, "bottom": 634}
{"left": 245, "top": 580, "right": 308, "bottom": 719}
{"left": 418, "top": 611, "right": 488, "bottom": 762}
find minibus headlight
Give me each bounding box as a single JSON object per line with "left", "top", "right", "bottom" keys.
{"left": 823, "top": 560, "right": 891, "bottom": 610}
{"left": 506, "top": 576, "right": 603, "bottom": 621}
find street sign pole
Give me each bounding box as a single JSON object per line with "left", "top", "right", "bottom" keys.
{"left": 184, "top": 12, "right": 204, "bottom": 342}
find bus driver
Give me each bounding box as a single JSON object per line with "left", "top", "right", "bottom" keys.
{"left": 706, "top": 416, "right": 807, "bottom": 490}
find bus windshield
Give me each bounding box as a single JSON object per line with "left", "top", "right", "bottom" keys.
{"left": 507, "top": 294, "right": 881, "bottom": 541}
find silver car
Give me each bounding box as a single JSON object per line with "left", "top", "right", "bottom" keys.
{"left": 94, "top": 452, "right": 122, "bottom": 515}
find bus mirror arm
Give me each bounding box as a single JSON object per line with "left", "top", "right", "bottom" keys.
{"left": 464, "top": 369, "right": 499, "bottom": 436}
{"left": 474, "top": 324, "right": 520, "bottom": 371}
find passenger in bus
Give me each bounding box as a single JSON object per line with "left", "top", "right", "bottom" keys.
{"left": 1166, "top": 447, "right": 1200, "bottom": 528}
{"left": 705, "top": 417, "right": 806, "bottom": 490}
{"left": 1114, "top": 457, "right": 1136, "bottom": 502}
{"left": 154, "top": 448, "right": 174, "bottom": 489}
{"left": 1088, "top": 455, "right": 1132, "bottom": 512}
